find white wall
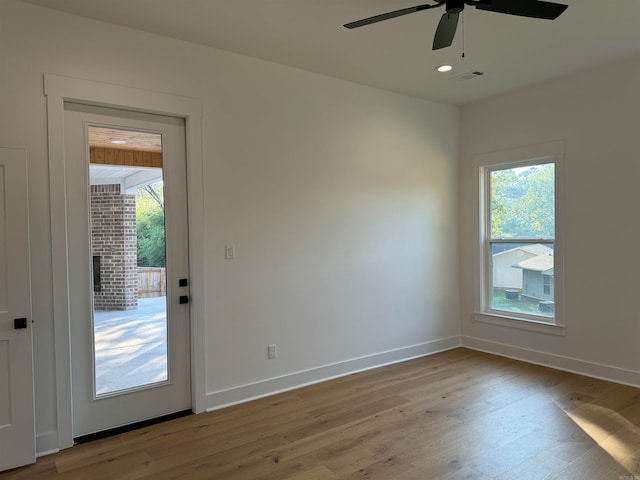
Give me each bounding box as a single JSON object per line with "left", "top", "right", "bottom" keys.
{"left": 0, "top": 0, "right": 460, "bottom": 450}
{"left": 460, "top": 55, "right": 640, "bottom": 384}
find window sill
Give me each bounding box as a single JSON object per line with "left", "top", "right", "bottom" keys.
{"left": 473, "top": 312, "right": 566, "bottom": 336}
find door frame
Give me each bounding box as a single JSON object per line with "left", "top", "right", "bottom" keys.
{"left": 44, "top": 74, "right": 206, "bottom": 450}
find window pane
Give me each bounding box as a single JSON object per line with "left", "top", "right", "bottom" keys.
{"left": 490, "top": 242, "right": 554, "bottom": 318}
{"left": 490, "top": 164, "right": 555, "bottom": 239}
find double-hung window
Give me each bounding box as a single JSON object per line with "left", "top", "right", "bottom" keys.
{"left": 474, "top": 142, "right": 564, "bottom": 333}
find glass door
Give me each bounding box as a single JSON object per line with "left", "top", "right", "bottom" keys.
{"left": 64, "top": 103, "right": 191, "bottom": 438}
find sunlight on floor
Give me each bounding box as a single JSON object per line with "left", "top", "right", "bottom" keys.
{"left": 564, "top": 398, "right": 640, "bottom": 476}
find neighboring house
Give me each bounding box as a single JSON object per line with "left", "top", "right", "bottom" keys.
{"left": 517, "top": 253, "right": 554, "bottom": 302}
{"left": 492, "top": 244, "right": 553, "bottom": 290}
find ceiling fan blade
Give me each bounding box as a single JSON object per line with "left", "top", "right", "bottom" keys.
{"left": 432, "top": 11, "right": 459, "bottom": 50}
{"left": 344, "top": 3, "right": 442, "bottom": 29}
{"left": 474, "top": 0, "right": 568, "bottom": 19}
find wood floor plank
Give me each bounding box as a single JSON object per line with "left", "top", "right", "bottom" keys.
{"left": 55, "top": 451, "right": 152, "bottom": 480}
{"left": 2, "top": 347, "right": 638, "bottom": 479}
{"left": 547, "top": 445, "right": 634, "bottom": 479}
{"left": 261, "top": 413, "right": 391, "bottom": 466}
{"left": 494, "top": 451, "right": 569, "bottom": 480}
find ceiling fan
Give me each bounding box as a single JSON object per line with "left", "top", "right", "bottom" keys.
{"left": 344, "top": 0, "right": 568, "bottom": 50}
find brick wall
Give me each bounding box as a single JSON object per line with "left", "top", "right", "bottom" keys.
{"left": 91, "top": 184, "right": 138, "bottom": 310}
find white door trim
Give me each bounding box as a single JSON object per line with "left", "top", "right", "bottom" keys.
{"left": 44, "top": 74, "right": 206, "bottom": 450}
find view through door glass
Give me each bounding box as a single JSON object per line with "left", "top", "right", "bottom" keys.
{"left": 89, "top": 126, "right": 168, "bottom": 396}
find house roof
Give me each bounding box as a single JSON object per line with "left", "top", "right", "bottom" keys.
{"left": 517, "top": 254, "right": 554, "bottom": 273}
{"left": 494, "top": 244, "right": 553, "bottom": 258}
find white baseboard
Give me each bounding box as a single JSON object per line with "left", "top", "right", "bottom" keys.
{"left": 36, "top": 431, "right": 60, "bottom": 458}
{"left": 462, "top": 335, "right": 640, "bottom": 388}
{"left": 206, "top": 336, "right": 462, "bottom": 411}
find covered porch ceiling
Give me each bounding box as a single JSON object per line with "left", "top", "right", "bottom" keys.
{"left": 88, "top": 126, "right": 163, "bottom": 193}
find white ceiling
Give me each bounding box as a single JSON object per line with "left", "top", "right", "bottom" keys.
{"left": 90, "top": 164, "right": 162, "bottom": 193}
{"left": 23, "top": 0, "right": 640, "bottom": 105}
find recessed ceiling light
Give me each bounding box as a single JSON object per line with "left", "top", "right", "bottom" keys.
{"left": 436, "top": 64, "right": 453, "bottom": 73}
{"left": 110, "top": 140, "right": 126, "bottom": 145}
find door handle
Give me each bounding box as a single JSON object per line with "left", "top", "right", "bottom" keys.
{"left": 14, "top": 318, "right": 28, "bottom": 329}
{"left": 179, "top": 295, "right": 189, "bottom": 304}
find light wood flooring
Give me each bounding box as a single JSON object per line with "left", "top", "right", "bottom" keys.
{"left": 3, "top": 348, "right": 640, "bottom": 479}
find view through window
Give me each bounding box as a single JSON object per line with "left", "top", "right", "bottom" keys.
{"left": 487, "top": 162, "right": 555, "bottom": 320}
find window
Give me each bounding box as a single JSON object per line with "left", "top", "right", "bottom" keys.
{"left": 543, "top": 275, "right": 551, "bottom": 295}
{"left": 474, "top": 142, "right": 564, "bottom": 333}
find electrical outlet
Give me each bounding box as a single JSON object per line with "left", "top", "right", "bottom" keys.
{"left": 267, "top": 344, "right": 277, "bottom": 360}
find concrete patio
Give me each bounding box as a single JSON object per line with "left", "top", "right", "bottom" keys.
{"left": 93, "top": 296, "right": 168, "bottom": 395}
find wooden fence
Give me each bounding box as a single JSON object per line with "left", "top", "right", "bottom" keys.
{"left": 137, "top": 267, "right": 166, "bottom": 298}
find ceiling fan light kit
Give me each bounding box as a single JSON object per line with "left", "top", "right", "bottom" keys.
{"left": 344, "top": 0, "right": 568, "bottom": 50}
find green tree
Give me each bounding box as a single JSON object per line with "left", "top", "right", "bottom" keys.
{"left": 490, "top": 168, "right": 517, "bottom": 238}
{"left": 136, "top": 182, "right": 166, "bottom": 267}
{"left": 511, "top": 165, "right": 554, "bottom": 238}
{"left": 490, "top": 164, "right": 554, "bottom": 238}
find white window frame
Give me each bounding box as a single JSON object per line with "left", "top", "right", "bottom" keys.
{"left": 473, "top": 141, "right": 565, "bottom": 336}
